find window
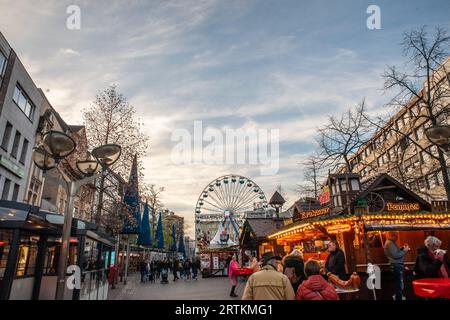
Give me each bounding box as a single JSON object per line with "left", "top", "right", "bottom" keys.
{"left": 350, "top": 179, "right": 360, "bottom": 191}
{"left": 16, "top": 233, "right": 39, "bottom": 277}
{"left": 1, "top": 179, "right": 11, "bottom": 200}
{"left": 11, "top": 184, "right": 19, "bottom": 202}
{"left": 431, "top": 145, "right": 439, "bottom": 157}
{"left": 418, "top": 177, "right": 426, "bottom": 191}
{"left": 0, "top": 50, "right": 6, "bottom": 83}
{"left": 1, "top": 122, "right": 12, "bottom": 151}
{"left": 437, "top": 171, "right": 444, "bottom": 185}
{"left": 10, "top": 130, "right": 21, "bottom": 158}
{"left": 28, "top": 177, "right": 41, "bottom": 206}
{"left": 12, "top": 85, "right": 35, "bottom": 120}
{"left": 0, "top": 230, "right": 13, "bottom": 279}
{"left": 19, "top": 139, "right": 28, "bottom": 164}
{"left": 428, "top": 173, "right": 437, "bottom": 189}
{"left": 340, "top": 179, "right": 348, "bottom": 191}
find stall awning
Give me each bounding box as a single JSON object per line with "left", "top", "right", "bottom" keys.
{"left": 268, "top": 212, "right": 450, "bottom": 240}
{"left": 0, "top": 200, "right": 58, "bottom": 231}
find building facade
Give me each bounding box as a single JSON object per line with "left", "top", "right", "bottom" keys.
{"left": 0, "top": 32, "right": 42, "bottom": 204}
{"left": 163, "top": 210, "right": 184, "bottom": 251}
{"left": 344, "top": 57, "right": 450, "bottom": 201}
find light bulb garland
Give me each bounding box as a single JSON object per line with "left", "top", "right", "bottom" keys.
{"left": 268, "top": 212, "right": 450, "bottom": 240}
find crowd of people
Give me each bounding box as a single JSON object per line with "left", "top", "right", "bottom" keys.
{"left": 138, "top": 257, "right": 201, "bottom": 284}
{"left": 385, "top": 232, "right": 450, "bottom": 301}
{"left": 228, "top": 233, "right": 449, "bottom": 300}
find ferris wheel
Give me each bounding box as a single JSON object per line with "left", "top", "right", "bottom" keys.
{"left": 195, "top": 174, "right": 268, "bottom": 244}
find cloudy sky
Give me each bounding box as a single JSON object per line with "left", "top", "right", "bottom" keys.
{"left": 1, "top": 0, "right": 449, "bottom": 236}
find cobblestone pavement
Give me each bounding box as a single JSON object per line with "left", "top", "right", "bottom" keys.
{"left": 108, "top": 273, "right": 246, "bottom": 300}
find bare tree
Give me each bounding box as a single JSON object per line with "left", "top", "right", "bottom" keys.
{"left": 370, "top": 26, "right": 450, "bottom": 199}
{"left": 316, "top": 100, "right": 373, "bottom": 172}
{"left": 141, "top": 184, "right": 165, "bottom": 238}
{"left": 296, "top": 155, "right": 325, "bottom": 199}
{"left": 83, "top": 85, "right": 150, "bottom": 225}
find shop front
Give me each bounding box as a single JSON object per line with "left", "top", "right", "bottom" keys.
{"left": 239, "top": 217, "right": 285, "bottom": 262}
{"left": 199, "top": 246, "right": 238, "bottom": 277}
{"left": 0, "top": 201, "right": 59, "bottom": 300}
{"left": 0, "top": 201, "right": 115, "bottom": 300}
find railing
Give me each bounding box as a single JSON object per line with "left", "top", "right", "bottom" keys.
{"left": 79, "top": 269, "right": 109, "bottom": 300}
{"left": 431, "top": 200, "right": 450, "bottom": 212}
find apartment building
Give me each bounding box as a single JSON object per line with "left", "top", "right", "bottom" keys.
{"left": 0, "top": 32, "right": 43, "bottom": 203}
{"left": 163, "top": 210, "right": 184, "bottom": 251}
{"left": 345, "top": 57, "right": 450, "bottom": 201}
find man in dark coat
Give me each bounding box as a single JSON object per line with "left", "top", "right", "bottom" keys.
{"left": 173, "top": 259, "right": 180, "bottom": 281}
{"left": 325, "top": 240, "right": 346, "bottom": 280}
{"left": 139, "top": 259, "right": 148, "bottom": 283}
{"left": 283, "top": 250, "right": 305, "bottom": 292}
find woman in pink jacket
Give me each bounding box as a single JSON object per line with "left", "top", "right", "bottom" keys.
{"left": 228, "top": 255, "right": 240, "bottom": 297}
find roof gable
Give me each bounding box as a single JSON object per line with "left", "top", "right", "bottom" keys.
{"left": 352, "top": 173, "right": 431, "bottom": 212}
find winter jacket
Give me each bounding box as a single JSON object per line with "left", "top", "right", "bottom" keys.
{"left": 384, "top": 239, "right": 406, "bottom": 265}
{"left": 296, "top": 275, "right": 339, "bottom": 301}
{"left": 242, "top": 265, "right": 295, "bottom": 300}
{"left": 325, "top": 249, "right": 346, "bottom": 280}
{"left": 415, "top": 247, "right": 450, "bottom": 279}
{"left": 283, "top": 255, "right": 305, "bottom": 292}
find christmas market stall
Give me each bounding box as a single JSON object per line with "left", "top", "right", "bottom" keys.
{"left": 267, "top": 173, "right": 450, "bottom": 277}
{"left": 238, "top": 216, "right": 286, "bottom": 261}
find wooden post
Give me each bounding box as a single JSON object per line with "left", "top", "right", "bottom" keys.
{"left": 341, "top": 230, "right": 357, "bottom": 273}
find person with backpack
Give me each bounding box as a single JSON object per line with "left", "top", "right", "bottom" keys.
{"left": 296, "top": 259, "right": 338, "bottom": 300}
{"left": 283, "top": 249, "right": 305, "bottom": 292}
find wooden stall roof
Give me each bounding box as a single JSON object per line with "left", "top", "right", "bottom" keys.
{"left": 240, "top": 218, "right": 284, "bottom": 242}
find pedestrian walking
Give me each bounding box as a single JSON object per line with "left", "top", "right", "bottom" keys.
{"left": 192, "top": 258, "right": 200, "bottom": 280}
{"left": 139, "top": 259, "right": 148, "bottom": 283}
{"left": 228, "top": 255, "right": 240, "bottom": 297}
{"left": 415, "top": 236, "right": 450, "bottom": 279}
{"left": 242, "top": 252, "right": 295, "bottom": 300}
{"left": 183, "top": 258, "right": 192, "bottom": 281}
{"left": 325, "top": 240, "right": 346, "bottom": 280}
{"left": 283, "top": 249, "right": 305, "bottom": 293}
{"left": 384, "top": 231, "right": 410, "bottom": 301}
{"left": 296, "top": 259, "right": 338, "bottom": 300}
{"left": 173, "top": 259, "right": 180, "bottom": 281}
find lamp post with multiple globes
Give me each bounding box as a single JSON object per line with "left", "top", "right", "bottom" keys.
{"left": 32, "top": 130, "right": 121, "bottom": 300}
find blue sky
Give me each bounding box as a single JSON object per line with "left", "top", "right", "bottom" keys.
{"left": 1, "top": 0, "right": 449, "bottom": 235}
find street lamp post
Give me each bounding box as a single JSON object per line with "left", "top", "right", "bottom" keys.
{"left": 425, "top": 124, "right": 450, "bottom": 151}
{"left": 32, "top": 130, "right": 121, "bottom": 300}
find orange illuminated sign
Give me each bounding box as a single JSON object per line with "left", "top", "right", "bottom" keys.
{"left": 326, "top": 224, "right": 351, "bottom": 234}
{"left": 300, "top": 207, "right": 330, "bottom": 220}
{"left": 386, "top": 202, "right": 420, "bottom": 211}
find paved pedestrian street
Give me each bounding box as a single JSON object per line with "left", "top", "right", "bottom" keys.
{"left": 109, "top": 274, "right": 245, "bottom": 300}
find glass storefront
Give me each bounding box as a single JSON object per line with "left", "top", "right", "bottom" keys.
{"left": 42, "top": 237, "right": 78, "bottom": 275}
{"left": 0, "top": 230, "right": 13, "bottom": 295}
{"left": 15, "top": 233, "right": 39, "bottom": 277}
